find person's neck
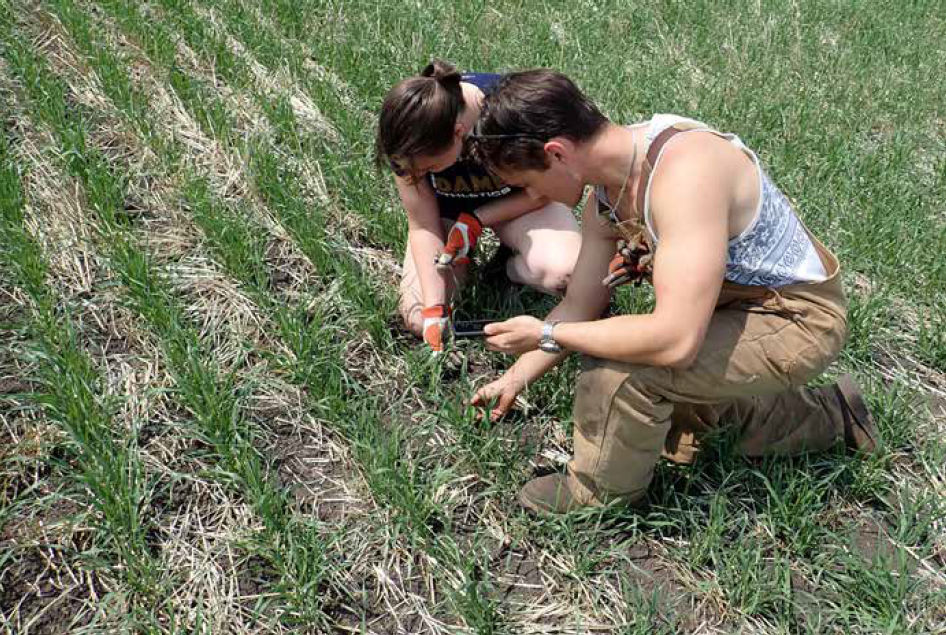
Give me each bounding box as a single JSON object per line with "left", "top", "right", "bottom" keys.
{"left": 578, "top": 122, "right": 645, "bottom": 188}
{"left": 458, "top": 82, "right": 483, "bottom": 133}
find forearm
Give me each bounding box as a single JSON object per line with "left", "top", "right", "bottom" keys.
{"left": 396, "top": 174, "right": 451, "bottom": 308}
{"left": 474, "top": 192, "right": 546, "bottom": 226}
{"left": 554, "top": 313, "right": 695, "bottom": 367}
{"left": 409, "top": 229, "right": 448, "bottom": 306}
{"left": 502, "top": 291, "right": 609, "bottom": 386}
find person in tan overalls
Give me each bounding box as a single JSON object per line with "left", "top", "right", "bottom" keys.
{"left": 468, "top": 69, "right": 879, "bottom": 514}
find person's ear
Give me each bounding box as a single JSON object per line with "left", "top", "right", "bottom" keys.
{"left": 545, "top": 138, "right": 582, "bottom": 182}
{"left": 544, "top": 139, "right": 571, "bottom": 164}
{"left": 454, "top": 122, "right": 466, "bottom": 140}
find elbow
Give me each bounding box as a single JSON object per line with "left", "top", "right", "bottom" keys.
{"left": 666, "top": 349, "right": 698, "bottom": 370}
{"left": 660, "top": 337, "right": 702, "bottom": 369}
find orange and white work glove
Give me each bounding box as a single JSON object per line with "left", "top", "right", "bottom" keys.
{"left": 420, "top": 303, "right": 451, "bottom": 354}
{"left": 436, "top": 212, "right": 483, "bottom": 268}
{"left": 602, "top": 239, "right": 653, "bottom": 289}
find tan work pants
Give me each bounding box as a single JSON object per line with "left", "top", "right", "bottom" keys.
{"left": 568, "top": 237, "right": 849, "bottom": 506}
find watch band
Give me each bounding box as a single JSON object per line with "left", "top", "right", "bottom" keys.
{"left": 539, "top": 320, "right": 561, "bottom": 353}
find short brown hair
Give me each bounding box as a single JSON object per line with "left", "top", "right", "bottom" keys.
{"left": 375, "top": 59, "right": 464, "bottom": 180}
{"left": 473, "top": 70, "right": 607, "bottom": 172}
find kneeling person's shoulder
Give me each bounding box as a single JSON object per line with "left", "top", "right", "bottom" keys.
{"left": 649, "top": 133, "right": 743, "bottom": 209}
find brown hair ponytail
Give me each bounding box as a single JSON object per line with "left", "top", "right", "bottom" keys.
{"left": 421, "top": 59, "right": 462, "bottom": 89}
{"left": 375, "top": 59, "right": 466, "bottom": 179}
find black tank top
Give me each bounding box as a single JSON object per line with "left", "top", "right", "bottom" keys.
{"left": 429, "top": 73, "right": 520, "bottom": 220}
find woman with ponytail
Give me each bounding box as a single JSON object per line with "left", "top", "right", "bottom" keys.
{"left": 376, "top": 60, "right": 581, "bottom": 354}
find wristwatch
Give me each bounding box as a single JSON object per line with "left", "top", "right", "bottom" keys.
{"left": 538, "top": 320, "right": 562, "bottom": 353}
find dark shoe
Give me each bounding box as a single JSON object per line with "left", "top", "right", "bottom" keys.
{"left": 518, "top": 474, "right": 586, "bottom": 514}
{"left": 834, "top": 374, "right": 880, "bottom": 454}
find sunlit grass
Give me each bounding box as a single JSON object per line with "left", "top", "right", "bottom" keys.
{"left": 0, "top": 54, "right": 159, "bottom": 602}
{"left": 1, "top": 0, "right": 943, "bottom": 631}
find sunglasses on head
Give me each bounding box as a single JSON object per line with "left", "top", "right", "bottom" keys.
{"left": 468, "top": 119, "right": 545, "bottom": 143}
{"left": 467, "top": 119, "right": 541, "bottom": 141}
{"left": 466, "top": 132, "right": 538, "bottom": 141}
{"left": 465, "top": 123, "right": 547, "bottom": 166}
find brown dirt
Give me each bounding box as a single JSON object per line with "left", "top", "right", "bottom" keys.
{"left": 271, "top": 426, "right": 365, "bottom": 525}
{"left": 0, "top": 544, "right": 95, "bottom": 634}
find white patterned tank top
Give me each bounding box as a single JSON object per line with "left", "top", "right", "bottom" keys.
{"left": 602, "top": 114, "right": 828, "bottom": 287}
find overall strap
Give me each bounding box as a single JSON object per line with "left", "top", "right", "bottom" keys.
{"left": 632, "top": 121, "right": 705, "bottom": 220}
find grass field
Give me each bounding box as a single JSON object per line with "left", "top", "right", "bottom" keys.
{"left": 0, "top": 0, "right": 944, "bottom": 632}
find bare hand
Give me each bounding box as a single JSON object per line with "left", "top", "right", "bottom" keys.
{"left": 483, "top": 316, "right": 543, "bottom": 355}
{"left": 471, "top": 374, "right": 525, "bottom": 421}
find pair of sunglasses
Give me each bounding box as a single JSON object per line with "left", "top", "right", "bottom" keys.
{"left": 465, "top": 128, "right": 540, "bottom": 155}
{"left": 467, "top": 118, "right": 544, "bottom": 142}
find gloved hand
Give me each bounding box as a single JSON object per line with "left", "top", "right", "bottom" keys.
{"left": 602, "top": 239, "right": 653, "bottom": 289}
{"left": 420, "top": 304, "right": 451, "bottom": 353}
{"left": 436, "top": 212, "right": 483, "bottom": 268}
